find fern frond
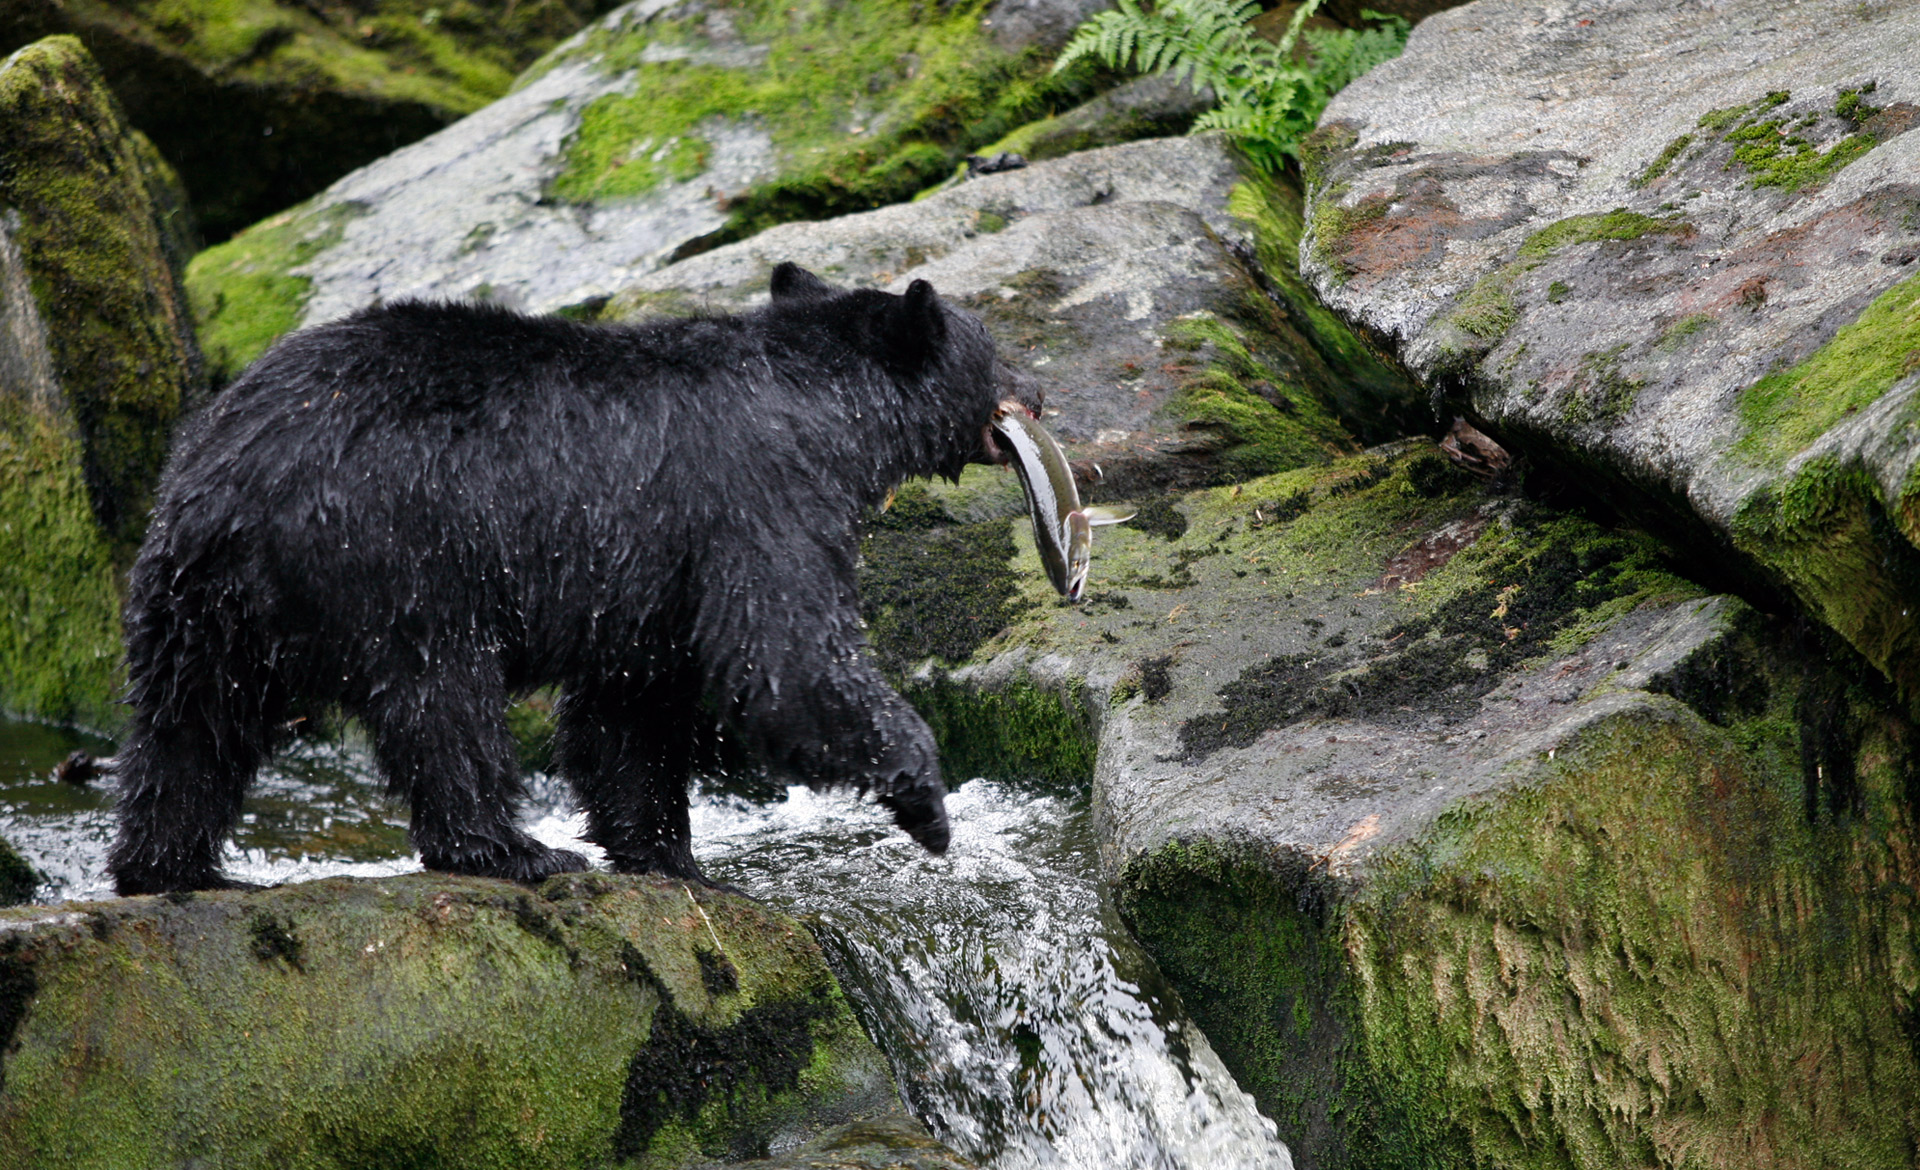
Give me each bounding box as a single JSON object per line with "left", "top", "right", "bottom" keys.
{"left": 1052, "top": 0, "right": 1410, "bottom": 171}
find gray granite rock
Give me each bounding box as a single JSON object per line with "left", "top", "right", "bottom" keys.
{"left": 880, "top": 442, "right": 1920, "bottom": 1168}
{"left": 617, "top": 135, "right": 1404, "bottom": 494}
{"left": 184, "top": 0, "right": 1127, "bottom": 382}
{"left": 1298, "top": 0, "right": 1920, "bottom": 716}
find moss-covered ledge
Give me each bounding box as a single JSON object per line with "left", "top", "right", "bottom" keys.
{"left": 0, "top": 36, "right": 206, "bottom": 731}
{"left": 1113, "top": 613, "right": 1920, "bottom": 1169}
{"left": 0, "top": 872, "right": 903, "bottom": 1168}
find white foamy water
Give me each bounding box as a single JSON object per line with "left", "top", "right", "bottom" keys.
{"left": 1, "top": 720, "right": 1290, "bottom": 1170}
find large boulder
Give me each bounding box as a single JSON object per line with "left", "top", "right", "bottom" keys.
{"left": 1297, "top": 0, "right": 1920, "bottom": 720}
{"left": 613, "top": 134, "right": 1417, "bottom": 496}
{"left": 0, "top": 872, "right": 919, "bottom": 1167}
{"left": 869, "top": 444, "right": 1920, "bottom": 1168}
{"left": 0, "top": 36, "right": 204, "bottom": 731}
{"left": 183, "top": 0, "right": 1123, "bottom": 382}
{"left": 0, "top": 0, "right": 626, "bottom": 240}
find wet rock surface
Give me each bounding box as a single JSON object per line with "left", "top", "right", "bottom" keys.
{"left": 619, "top": 134, "right": 1413, "bottom": 495}
{"left": 0, "top": 872, "right": 907, "bottom": 1167}
{"left": 1299, "top": 0, "right": 1920, "bottom": 718}
{"left": 0, "top": 35, "right": 202, "bottom": 731}
{"left": 881, "top": 443, "right": 1920, "bottom": 1168}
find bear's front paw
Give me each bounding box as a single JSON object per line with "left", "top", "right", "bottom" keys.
{"left": 878, "top": 784, "right": 951, "bottom": 856}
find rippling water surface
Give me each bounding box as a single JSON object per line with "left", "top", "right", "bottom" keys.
{"left": 0, "top": 718, "right": 1291, "bottom": 1170}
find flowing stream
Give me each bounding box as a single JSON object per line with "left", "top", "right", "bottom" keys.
{"left": 0, "top": 717, "right": 1291, "bottom": 1170}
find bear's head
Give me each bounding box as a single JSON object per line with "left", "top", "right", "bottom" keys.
{"left": 767, "top": 262, "right": 1041, "bottom": 481}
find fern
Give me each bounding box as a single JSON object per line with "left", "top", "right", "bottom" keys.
{"left": 1053, "top": 0, "right": 1411, "bottom": 171}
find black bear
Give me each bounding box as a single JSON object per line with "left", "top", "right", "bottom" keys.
{"left": 108, "top": 264, "right": 1018, "bottom": 895}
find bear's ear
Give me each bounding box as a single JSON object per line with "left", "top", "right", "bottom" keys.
{"left": 769, "top": 262, "right": 836, "bottom": 302}
{"left": 885, "top": 279, "right": 948, "bottom": 367}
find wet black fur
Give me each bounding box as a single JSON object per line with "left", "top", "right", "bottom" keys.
{"left": 109, "top": 265, "right": 1002, "bottom": 895}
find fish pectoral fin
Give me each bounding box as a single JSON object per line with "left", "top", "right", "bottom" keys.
{"left": 1081, "top": 506, "right": 1137, "bottom": 526}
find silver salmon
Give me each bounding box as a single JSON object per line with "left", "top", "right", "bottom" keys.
{"left": 989, "top": 401, "right": 1132, "bottom": 602}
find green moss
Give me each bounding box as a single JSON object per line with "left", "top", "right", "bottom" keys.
{"left": 1733, "top": 272, "right": 1920, "bottom": 464}
{"left": 1656, "top": 311, "right": 1716, "bottom": 351}
{"left": 1115, "top": 839, "right": 1387, "bottom": 1164}
{"left": 0, "top": 37, "right": 204, "bottom": 556}
{"left": 1297, "top": 122, "right": 1359, "bottom": 191}
{"left": 1698, "top": 85, "right": 1902, "bottom": 193}
{"left": 1732, "top": 458, "right": 1920, "bottom": 708}
{"left": 547, "top": 0, "right": 1102, "bottom": 250}
{"left": 859, "top": 514, "right": 1026, "bottom": 676}
{"left": 1517, "top": 208, "right": 1690, "bottom": 259}
{"left": 1182, "top": 508, "right": 1696, "bottom": 756}
{"left": 1448, "top": 274, "right": 1517, "bottom": 340}
{"left": 1632, "top": 133, "right": 1693, "bottom": 188}
{"left": 1544, "top": 279, "right": 1570, "bottom": 304}
{"left": 101, "top": 0, "right": 612, "bottom": 117}
{"left": 906, "top": 670, "right": 1097, "bottom": 792}
{"left": 1127, "top": 638, "right": 1920, "bottom": 1167}
{"left": 0, "top": 874, "right": 892, "bottom": 1168}
{"left": 1305, "top": 187, "right": 1387, "bottom": 283}
{"left": 1436, "top": 209, "right": 1690, "bottom": 347}
{"left": 185, "top": 201, "right": 364, "bottom": 384}
{"left": 1162, "top": 312, "right": 1356, "bottom": 480}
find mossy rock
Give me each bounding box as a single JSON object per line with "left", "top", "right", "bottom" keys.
{"left": 881, "top": 443, "right": 1920, "bottom": 1166}
{"left": 0, "top": 872, "right": 904, "bottom": 1167}
{"left": 1297, "top": 2, "right": 1920, "bottom": 721}
{"left": 0, "top": 0, "right": 625, "bottom": 240}
{"left": 184, "top": 0, "right": 1118, "bottom": 382}
{"left": 0, "top": 35, "right": 205, "bottom": 731}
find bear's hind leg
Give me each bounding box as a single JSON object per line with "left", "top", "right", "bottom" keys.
{"left": 363, "top": 659, "right": 586, "bottom": 884}
{"left": 108, "top": 704, "right": 269, "bottom": 896}
{"left": 552, "top": 678, "right": 712, "bottom": 884}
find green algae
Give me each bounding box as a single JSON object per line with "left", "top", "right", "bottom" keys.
{"left": 547, "top": 0, "right": 1102, "bottom": 249}
{"left": 0, "top": 873, "right": 892, "bottom": 1168}
{"left": 186, "top": 201, "right": 364, "bottom": 384}
{"left": 1733, "top": 271, "right": 1920, "bottom": 464}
